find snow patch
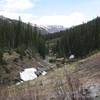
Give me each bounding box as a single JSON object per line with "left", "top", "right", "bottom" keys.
{"left": 42, "top": 71, "right": 47, "bottom": 76}
{"left": 20, "top": 68, "right": 37, "bottom": 81}
{"left": 69, "top": 54, "right": 75, "bottom": 59}
{"left": 88, "top": 84, "right": 100, "bottom": 97}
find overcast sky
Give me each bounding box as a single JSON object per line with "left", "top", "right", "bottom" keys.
{"left": 0, "top": 0, "right": 100, "bottom": 27}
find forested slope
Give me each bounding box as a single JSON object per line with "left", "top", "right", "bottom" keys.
{"left": 47, "top": 17, "right": 100, "bottom": 58}
{"left": 0, "top": 16, "right": 47, "bottom": 60}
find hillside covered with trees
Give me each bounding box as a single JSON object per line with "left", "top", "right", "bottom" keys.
{"left": 48, "top": 17, "right": 100, "bottom": 58}
{"left": 0, "top": 16, "right": 47, "bottom": 61}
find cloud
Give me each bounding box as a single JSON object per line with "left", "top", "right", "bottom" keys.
{"left": 0, "top": 10, "right": 35, "bottom": 23}
{"left": 0, "top": 0, "right": 37, "bottom": 23}
{"left": 0, "top": 0, "right": 87, "bottom": 27}
{"left": 32, "top": 12, "right": 87, "bottom": 27}
{"left": 0, "top": 10, "right": 87, "bottom": 28}
{"left": 0, "top": 0, "right": 35, "bottom": 12}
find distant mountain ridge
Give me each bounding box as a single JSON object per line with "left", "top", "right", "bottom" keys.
{"left": 40, "top": 25, "right": 66, "bottom": 33}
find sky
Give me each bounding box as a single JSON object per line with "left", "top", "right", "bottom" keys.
{"left": 0, "top": 0, "right": 100, "bottom": 27}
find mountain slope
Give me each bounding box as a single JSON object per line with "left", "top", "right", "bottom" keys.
{"left": 0, "top": 15, "right": 48, "bottom": 84}
{"left": 41, "top": 25, "right": 66, "bottom": 33}
{"left": 0, "top": 52, "right": 100, "bottom": 100}
{"left": 47, "top": 17, "right": 100, "bottom": 58}
{"left": 0, "top": 15, "right": 48, "bottom": 35}
{"left": 0, "top": 15, "right": 47, "bottom": 57}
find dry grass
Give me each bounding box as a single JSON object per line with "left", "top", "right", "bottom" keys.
{"left": 0, "top": 68, "right": 93, "bottom": 100}
{"left": 0, "top": 52, "right": 100, "bottom": 100}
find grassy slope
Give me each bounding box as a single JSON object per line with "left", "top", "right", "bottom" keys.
{"left": 0, "top": 52, "right": 100, "bottom": 100}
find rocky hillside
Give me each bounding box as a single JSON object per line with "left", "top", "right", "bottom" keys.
{"left": 0, "top": 50, "right": 51, "bottom": 85}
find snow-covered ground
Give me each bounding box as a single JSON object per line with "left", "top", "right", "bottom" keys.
{"left": 20, "top": 68, "right": 37, "bottom": 81}
{"left": 19, "top": 68, "right": 47, "bottom": 82}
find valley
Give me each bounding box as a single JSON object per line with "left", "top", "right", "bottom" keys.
{"left": 0, "top": 15, "right": 100, "bottom": 100}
